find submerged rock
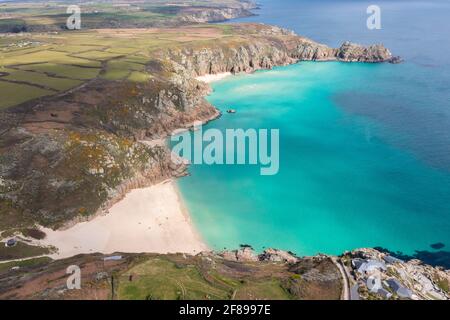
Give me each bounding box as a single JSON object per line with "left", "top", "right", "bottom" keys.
{"left": 431, "top": 242, "right": 446, "bottom": 250}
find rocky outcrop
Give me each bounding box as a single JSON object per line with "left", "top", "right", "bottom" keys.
{"left": 165, "top": 25, "right": 396, "bottom": 80}
{"left": 167, "top": 44, "right": 296, "bottom": 77}
{"left": 0, "top": 76, "right": 217, "bottom": 229}
{"left": 259, "top": 248, "right": 299, "bottom": 263}
{"left": 179, "top": 0, "right": 258, "bottom": 23}
{"left": 221, "top": 247, "right": 299, "bottom": 264}
{"left": 180, "top": 7, "right": 255, "bottom": 23}
{"left": 343, "top": 248, "right": 450, "bottom": 300}
{"left": 221, "top": 246, "right": 259, "bottom": 262}
{"left": 293, "top": 40, "right": 396, "bottom": 62}
{"left": 336, "top": 41, "right": 393, "bottom": 62}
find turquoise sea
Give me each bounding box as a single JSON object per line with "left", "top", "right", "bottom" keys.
{"left": 176, "top": 0, "right": 450, "bottom": 265}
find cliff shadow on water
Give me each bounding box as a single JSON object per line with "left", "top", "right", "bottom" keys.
{"left": 375, "top": 245, "right": 450, "bottom": 269}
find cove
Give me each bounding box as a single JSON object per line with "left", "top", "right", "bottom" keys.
{"left": 176, "top": 61, "right": 450, "bottom": 260}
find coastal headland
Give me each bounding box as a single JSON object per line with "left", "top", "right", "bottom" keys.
{"left": 0, "top": 22, "right": 395, "bottom": 258}
{"left": 3, "top": 0, "right": 447, "bottom": 301}
{"left": 0, "top": 23, "right": 395, "bottom": 239}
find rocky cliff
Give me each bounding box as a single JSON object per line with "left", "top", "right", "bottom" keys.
{"left": 164, "top": 24, "right": 395, "bottom": 80}
{"left": 180, "top": 7, "right": 256, "bottom": 23}
{"left": 179, "top": 0, "right": 258, "bottom": 23}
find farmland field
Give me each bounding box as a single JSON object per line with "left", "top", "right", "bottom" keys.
{"left": 0, "top": 0, "right": 250, "bottom": 109}
{"left": 0, "top": 81, "right": 53, "bottom": 109}
{"left": 0, "top": 25, "right": 230, "bottom": 108}
{"left": 127, "top": 71, "right": 152, "bottom": 82}
{"left": 116, "top": 257, "right": 296, "bottom": 300}
{"left": 3, "top": 68, "right": 82, "bottom": 91}
{"left": 17, "top": 63, "right": 101, "bottom": 80}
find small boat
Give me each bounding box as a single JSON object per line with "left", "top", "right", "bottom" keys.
{"left": 227, "top": 109, "right": 236, "bottom": 114}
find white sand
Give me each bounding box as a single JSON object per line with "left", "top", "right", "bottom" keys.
{"left": 39, "top": 180, "right": 207, "bottom": 259}
{"left": 196, "top": 72, "right": 231, "bottom": 83}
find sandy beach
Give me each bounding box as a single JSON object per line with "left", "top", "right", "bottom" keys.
{"left": 196, "top": 72, "right": 231, "bottom": 83}
{"left": 39, "top": 180, "right": 207, "bottom": 259}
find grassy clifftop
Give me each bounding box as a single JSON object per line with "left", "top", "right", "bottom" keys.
{"left": 0, "top": 250, "right": 342, "bottom": 300}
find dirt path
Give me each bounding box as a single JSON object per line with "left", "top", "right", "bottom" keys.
{"left": 0, "top": 255, "right": 48, "bottom": 265}
{"left": 332, "top": 257, "right": 350, "bottom": 300}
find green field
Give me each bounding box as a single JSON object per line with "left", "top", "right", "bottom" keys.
{"left": 1, "top": 48, "right": 101, "bottom": 66}
{"left": 0, "top": 24, "right": 230, "bottom": 109}
{"left": 101, "top": 59, "right": 146, "bottom": 80}
{"left": 17, "top": 63, "right": 101, "bottom": 79}
{"left": 0, "top": 81, "right": 52, "bottom": 109}
{"left": 116, "top": 257, "right": 294, "bottom": 300}
{"left": 3, "top": 68, "right": 82, "bottom": 91}
{"left": 0, "top": 0, "right": 245, "bottom": 109}
{"left": 0, "top": 253, "right": 342, "bottom": 300}
{"left": 128, "top": 71, "right": 152, "bottom": 82}
{"left": 117, "top": 258, "right": 233, "bottom": 300}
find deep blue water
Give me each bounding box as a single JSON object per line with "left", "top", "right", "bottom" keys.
{"left": 176, "top": 0, "right": 450, "bottom": 262}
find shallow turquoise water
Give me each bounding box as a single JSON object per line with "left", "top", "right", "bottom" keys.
{"left": 176, "top": 0, "right": 450, "bottom": 259}
{"left": 177, "top": 62, "right": 450, "bottom": 256}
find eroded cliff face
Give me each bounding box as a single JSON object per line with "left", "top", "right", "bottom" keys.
{"left": 164, "top": 26, "right": 394, "bottom": 78}
{"left": 179, "top": 0, "right": 258, "bottom": 23}
{"left": 0, "top": 77, "right": 215, "bottom": 229}
{"left": 180, "top": 7, "right": 254, "bottom": 23}
{"left": 166, "top": 42, "right": 296, "bottom": 76}
{"left": 0, "top": 24, "right": 397, "bottom": 231}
